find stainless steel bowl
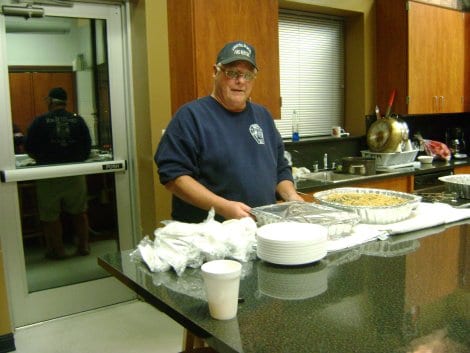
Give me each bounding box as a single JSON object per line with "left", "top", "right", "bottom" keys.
{"left": 313, "top": 187, "right": 422, "bottom": 224}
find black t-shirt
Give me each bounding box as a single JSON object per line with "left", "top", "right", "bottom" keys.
{"left": 25, "top": 108, "right": 91, "bottom": 165}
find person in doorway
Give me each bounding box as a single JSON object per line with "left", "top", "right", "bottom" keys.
{"left": 25, "top": 87, "right": 92, "bottom": 259}
{"left": 155, "top": 41, "right": 303, "bottom": 223}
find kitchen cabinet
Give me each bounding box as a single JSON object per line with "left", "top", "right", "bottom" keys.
{"left": 376, "top": 0, "right": 464, "bottom": 114}
{"left": 9, "top": 70, "right": 76, "bottom": 136}
{"left": 453, "top": 165, "right": 470, "bottom": 174}
{"left": 352, "top": 175, "right": 414, "bottom": 193}
{"left": 298, "top": 174, "right": 414, "bottom": 199}
{"left": 465, "top": 12, "right": 470, "bottom": 112}
{"left": 166, "top": 0, "right": 281, "bottom": 118}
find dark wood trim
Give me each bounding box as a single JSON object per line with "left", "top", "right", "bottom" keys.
{"left": 0, "top": 333, "right": 15, "bottom": 353}
{"left": 8, "top": 65, "right": 73, "bottom": 73}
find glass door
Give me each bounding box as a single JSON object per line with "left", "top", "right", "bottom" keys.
{"left": 0, "top": 1, "right": 137, "bottom": 327}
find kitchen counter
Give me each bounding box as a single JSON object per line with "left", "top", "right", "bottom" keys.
{"left": 99, "top": 221, "right": 470, "bottom": 353}
{"left": 295, "top": 157, "right": 470, "bottom": 193}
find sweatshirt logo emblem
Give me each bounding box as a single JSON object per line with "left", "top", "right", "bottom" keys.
{"left": 249, "top": 124, "right": 264, "bottom": 144}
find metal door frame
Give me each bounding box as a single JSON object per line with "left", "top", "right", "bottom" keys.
{"left": 0, "top": 1, "right": 139, "bottom": 327}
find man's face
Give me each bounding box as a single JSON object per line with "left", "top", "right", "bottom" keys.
{"left": 212, "top": 61, "right": 257, "bottom": 112}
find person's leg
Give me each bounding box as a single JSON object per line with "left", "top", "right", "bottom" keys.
{"left": 42, "top": 219, "right": 67, "bottom": 259}
{"left": 72, "top": 212, "right": 90, "bottom": 256}
{"left": 62, "top": 175, "right": 90, "bottom": 256}
{"left": 36, "top": 179, "right": 65, "bottom": 259}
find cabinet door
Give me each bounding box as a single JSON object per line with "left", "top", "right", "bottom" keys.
{"left": 408, "top": 1, "right": 464, "bottom": 114}
{"left": 465, "top": 13, "right": 470, "bottom": 112}
{"left": 453, "top": 165, "right": 470, "bottom": 174}
{"left": 168, "top": 0, "right": 280, "bottom": 118}
{"left": 408, "top": 1, "right": 440, "bottom": 114}
{"left": 438, "top": 7, "right": 464, "bottom": 113}
{"left": 8, "top": 73, "right": 35, "bottom": 135}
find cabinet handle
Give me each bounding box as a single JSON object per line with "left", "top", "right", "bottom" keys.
{"left": 433, "top": 96, "right": 438, "bottom": 113}
{"left": 440, "top": 96, "right": 445, "bottom": 112}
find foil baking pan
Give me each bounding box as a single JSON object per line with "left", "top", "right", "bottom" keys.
{"left": 313, "top": 187, "right": 422, "bottom": 224}
{"left": 250, "top": 201, "right": 360, "bottom": 240}
{"left": 439, "top": 174, "right": 470, "bottom": 199}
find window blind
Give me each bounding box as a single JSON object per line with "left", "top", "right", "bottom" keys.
{"left": 276, "top": 11, "right": 345, "bottom": 139}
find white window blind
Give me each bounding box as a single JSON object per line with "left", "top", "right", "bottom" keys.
{"left": 276, "top": 11, "right": 345, "bottom": 139}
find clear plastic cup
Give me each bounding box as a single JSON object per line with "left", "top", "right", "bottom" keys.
{"left": 201, "top": 260, "right": 242, "bottom": 320}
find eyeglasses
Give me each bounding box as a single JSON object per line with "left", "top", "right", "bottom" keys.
{"left": 217, "top": 67, "right": 256, "bottom": 81}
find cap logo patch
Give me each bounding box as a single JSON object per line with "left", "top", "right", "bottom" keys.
{"left": 232, "top": 43, "right": 252, "bottom": 58}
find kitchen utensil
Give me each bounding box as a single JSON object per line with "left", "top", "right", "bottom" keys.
{"left": 417, "top": 155, "right": 433, "bottom": 164}
{"left": 384, "top": 89, "right": 396, "bottom": 118}
{"left": 366, "top": 116, "right": 407, "bottom": 152}
{"left": 375, "top": 105, "right": 381, "bottom": 120}
{"left": 445, "top": 127, "right": 467, "bottom": 158}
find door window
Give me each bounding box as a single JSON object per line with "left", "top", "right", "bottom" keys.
{"left": 6, "top": 16, "right": 113, "bottom": 167}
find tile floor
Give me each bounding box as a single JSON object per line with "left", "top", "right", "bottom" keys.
{"left": 13, "top": 300, "right": 184, "bottom": 353}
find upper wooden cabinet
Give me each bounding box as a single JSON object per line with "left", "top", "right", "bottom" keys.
{"left": 167, "top": 0, "right": 281, "bottom": 118}
{"left": 9, "top": 71, "right": 76, "bottom": 135}
{"left": 376, "top": 0, "right": 465, "bottom": 115}
{"left": 465, "top": 12, "right": 470, "bottom": 112}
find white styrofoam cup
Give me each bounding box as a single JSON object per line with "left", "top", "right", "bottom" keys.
{"left": 201, "top": 259, "right": 242, "bottom": 320}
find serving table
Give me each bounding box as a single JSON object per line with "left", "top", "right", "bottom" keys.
{"left": 98, "top": 221, "right": 470, "bottom": 353}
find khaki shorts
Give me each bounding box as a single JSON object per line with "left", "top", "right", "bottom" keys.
{"left": 36, "top": 175, "right": 88, "bottom": 222}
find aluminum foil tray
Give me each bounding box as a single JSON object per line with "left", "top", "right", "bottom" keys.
{"left": 313, "top": 187, "right": 422, "bottom": 225}
{"left": 439, "top": 174, "right": 470, "bottom": 199}
{"left": 250, "top": 201, "right": 360, "bottom": 240}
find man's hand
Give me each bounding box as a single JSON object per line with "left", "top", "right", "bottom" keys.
{"left": 214, "top": 200, "right": 252, "bottom": 220}
{"left": 165, "top": 175, "right": 252, "bottom": 220}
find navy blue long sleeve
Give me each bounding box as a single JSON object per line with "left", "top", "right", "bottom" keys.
{"left": 155, "top": 96, "right": 293, "bottom": 222}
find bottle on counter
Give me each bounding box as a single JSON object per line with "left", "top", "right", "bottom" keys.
{"left": 292, "top": 110, "right": 300, "bottom": 142}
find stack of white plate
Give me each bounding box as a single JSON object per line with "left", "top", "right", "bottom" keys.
{"left": 256, "top": 222, "right": 328, "bottom": 266}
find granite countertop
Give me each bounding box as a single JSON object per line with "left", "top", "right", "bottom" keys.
{"left": 99, "top": 222, "right": 470, "bottom": 353}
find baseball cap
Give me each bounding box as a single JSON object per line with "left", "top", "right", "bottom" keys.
{"left": 48, "top": 87, "right": 67, "bottom": 102}
{"left": 216, "top": 41, "right": 257, "bottom": 69}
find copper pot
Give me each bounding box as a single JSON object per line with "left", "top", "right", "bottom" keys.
{"left": 367, "top": 116, "right": 408, "bottom": 152}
